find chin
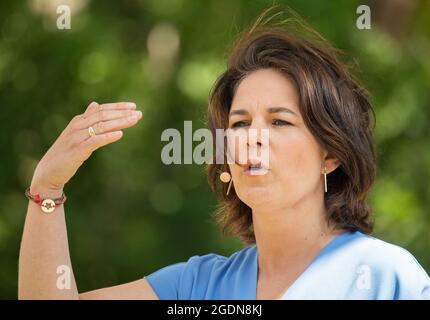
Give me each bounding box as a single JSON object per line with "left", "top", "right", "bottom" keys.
{"left": 236, "top": 184, "right": 272, "bottom": 203}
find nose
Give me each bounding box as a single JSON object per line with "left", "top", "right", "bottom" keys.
{"left": 226, "top": 117, "right": 270, "bottom": 167}
{"left": 247, "top": 118, "right": 268, "bottom": 148}
{"left": 247, "top": 140, "right": 262, "bottom": 147}
{"left": 246, "top": 120, "right": 270, "bottom": 166}
{"left": 247, "top": 139, "right": 263, "bottom": 148}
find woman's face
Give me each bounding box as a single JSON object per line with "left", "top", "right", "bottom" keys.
{"left": 228, "top": 68, "right": 330, "bottom": 210}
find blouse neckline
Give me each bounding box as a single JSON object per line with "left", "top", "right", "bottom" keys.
{"left": 251, "top": 231, "right": 355, "bottom": 300}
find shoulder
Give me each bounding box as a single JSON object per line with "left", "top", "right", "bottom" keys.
{"left": 346, "top": 232, "right": 428, "bottom": 276}
{"left": 145, "top": 245, "right": 256, "bottom": 299}
{"left": 177, "top": 245, "right": 256, "bottom": 299}
{"left": 183, "top": 244, "right": 255, "bottom": 272}
{"left": 341, "top": 232, "right": 430, "bottom": 299}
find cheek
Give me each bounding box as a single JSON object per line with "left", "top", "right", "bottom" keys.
{"left": 226, "top": 129, "right": 248, "bottom": 165}
{"left": 229, "top": 164, "right": 240, "bottom": 183}
{"left": 271, "top": 130, "right": 321, "bottom": 176}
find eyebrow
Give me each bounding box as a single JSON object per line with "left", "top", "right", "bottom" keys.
{"left": 229, "top": 106, "right": 297, "bottom": 117}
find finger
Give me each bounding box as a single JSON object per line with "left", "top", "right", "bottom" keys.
{"left": 79, "top": 130, "right": 124, "bottom": 155}
{"left": 93, "top": 112, "right": 142, "bottom": 134}
{"left": 77, "top": 109, "right": 142, "bottom": 130}
{"left": 83, "top": 101, "right": 102, "bottom": 117}
{"left": 84, "top": 102, "right": 136, "bottom": 117}
{"left": 99, "top": 102, "right": 137, "bottom": 110}
{"left": 83, "top": 102, "right": 136, "bottom": 118}
{"left": 76, "top": 111, "right": 142, "bottom": 143}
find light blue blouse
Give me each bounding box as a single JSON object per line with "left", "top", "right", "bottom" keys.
{"left": 144, "top": 231, "right": 430, "bottom": 299}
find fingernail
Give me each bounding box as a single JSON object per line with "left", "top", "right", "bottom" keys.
{"left": 127, "top": 102, "right": 136, "bottom": 108}
{"left": 129, "top": 111, "right": 142, "bottom": 120}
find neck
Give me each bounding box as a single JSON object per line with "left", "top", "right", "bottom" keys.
{"left": 251, "top": 191, "right": 339, "bottom": 275}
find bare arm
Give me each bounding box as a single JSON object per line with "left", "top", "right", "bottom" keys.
{"left": 79, "top": 279, "right": 157, "bottom": 300}
{"left": 19, "top": 185, "right": 78, "bottom": 299}
{"left": 18, "top": 101, "right": 158, "bottom": 300}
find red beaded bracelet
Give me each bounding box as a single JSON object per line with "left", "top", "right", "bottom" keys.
{"left": 25, "top": 187, "right": 67, "bottom": 213}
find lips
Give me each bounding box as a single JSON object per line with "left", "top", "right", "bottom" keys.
{"left": 243, "top": 159, "right": 269, "bottom": 176}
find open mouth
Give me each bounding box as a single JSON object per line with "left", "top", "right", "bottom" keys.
{"left": 244, "top": 161, "right": 269, "bottom": 176}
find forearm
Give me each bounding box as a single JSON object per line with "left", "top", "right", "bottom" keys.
{"left": 18, "top": 185, "right": 78, "bottom": 299}
{"left": 17, "top": 101, "right": 142, "bottom": 299}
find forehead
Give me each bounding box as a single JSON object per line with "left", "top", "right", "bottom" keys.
{"left": 231, "top": 68, "right": 300, "bottom": 113}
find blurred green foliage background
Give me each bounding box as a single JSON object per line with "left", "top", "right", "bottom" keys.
{"left": 1, "top": 0, "right": 429, "bottom": 299}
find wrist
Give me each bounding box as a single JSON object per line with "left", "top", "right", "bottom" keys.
{"left": 26, "top": 184, "right": 67, "bottom": 213}
{"left": 29, "top": 183, "right": 64, "bottom": 199}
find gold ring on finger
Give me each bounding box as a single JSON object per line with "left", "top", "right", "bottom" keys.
{"left": 88, "top": 126, "right": 96, "bottom": 137}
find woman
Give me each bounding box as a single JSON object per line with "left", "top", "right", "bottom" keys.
{"left": 19, "top": 13, "right": 430, "bottom": 300}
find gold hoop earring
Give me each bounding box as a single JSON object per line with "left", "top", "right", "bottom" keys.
{"left": 323, "top": 166, "right": 328, "bottom": 193}
{"left": 220, "top": 172, "right": 233, "bottom": 196}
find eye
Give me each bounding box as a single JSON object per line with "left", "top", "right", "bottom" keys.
{"left": 230, "top": 120, "right": 250, "bottom": 128}
{"left": 272, "top": 119, "right": 292, "bottom": 126}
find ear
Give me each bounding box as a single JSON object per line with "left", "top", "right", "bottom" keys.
{"left": 322, "top": 151, "right": 340, "bottom": 174}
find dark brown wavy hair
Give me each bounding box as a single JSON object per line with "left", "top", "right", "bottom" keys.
{"left": 206, "top": 8, "right": 377, "bottom": 244}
